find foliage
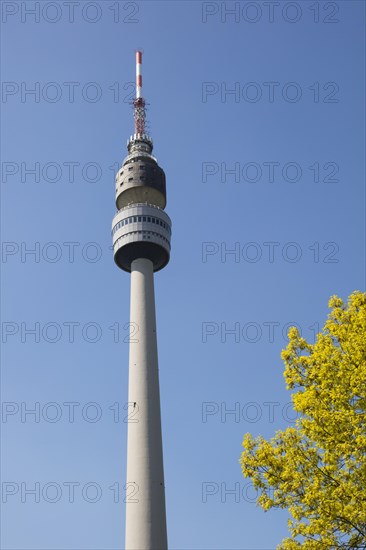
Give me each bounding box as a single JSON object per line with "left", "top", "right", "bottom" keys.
{"left": 240, "top": 291, "right": 366, "bottom": 548}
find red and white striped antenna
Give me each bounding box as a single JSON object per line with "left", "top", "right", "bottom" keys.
{"left": 136, "top": 50, "right": 142, "bottom": 99}
{"left": 133, "top": 49, "right": 146, "bottom": 136}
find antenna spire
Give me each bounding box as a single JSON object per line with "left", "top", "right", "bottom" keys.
{"left": 136, "top": 50, "right": 142, "bottom": 99}
{"left": 133, "top": 50, "right": 146, "bottom": 135}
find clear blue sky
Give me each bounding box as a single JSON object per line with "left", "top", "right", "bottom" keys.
{"left": 1, "top": 1, "right": 365, "bottom": 549}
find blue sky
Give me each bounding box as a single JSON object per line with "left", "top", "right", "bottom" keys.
{"left": 1, "top": 1, "right": 365, "bottom": 549}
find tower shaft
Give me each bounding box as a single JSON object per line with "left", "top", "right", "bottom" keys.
{"left": 125, "top": 258, "right": 168, "bottom": 550}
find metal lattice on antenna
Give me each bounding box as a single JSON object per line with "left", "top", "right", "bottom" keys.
{"left": 133, "top": 50, "right": 146, "bottom": 136}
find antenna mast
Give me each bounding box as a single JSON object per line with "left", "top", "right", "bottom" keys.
{"left": 134, "top": 50, "right": 146, "bottom": 136}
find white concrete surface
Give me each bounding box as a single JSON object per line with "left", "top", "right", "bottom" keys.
{"left": 125, "top": 257, "right": 168, "bottom": 550}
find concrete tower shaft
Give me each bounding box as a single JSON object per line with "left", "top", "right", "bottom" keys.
{"left": 125, "top": 257, "right": 168, "bottom": 549}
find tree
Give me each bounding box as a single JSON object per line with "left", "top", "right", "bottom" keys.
{"left": 240, "top": 291, "right": 366, "bottom": 549}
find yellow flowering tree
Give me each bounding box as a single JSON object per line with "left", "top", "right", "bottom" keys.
{"left": 240, "top": 291, "right": 366, "bottom": 548}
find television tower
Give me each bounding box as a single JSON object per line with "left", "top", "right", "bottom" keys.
{"left": 111, "top": 51, "right": 170, "bottom": 550}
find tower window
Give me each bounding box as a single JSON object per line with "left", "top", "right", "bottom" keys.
{"left": 147, "top": 217, "right": 151, "bottom": 222}
{"left": 128, "top": 177, "right": 133, "bottom": 182}
{"left": 143, "top": 216, "right": 146, "bottom": 221}
{"left": 139, "top": 165, "right": 145, "bottom": 170}
{"left": 138, "top": 216, "right": 142, "bottom": 222}
{"left": 128, "top": 166, "right": 133, "bottom": 171}
{"left": 134, "top": 217, "right": 137, "bottom": 222}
